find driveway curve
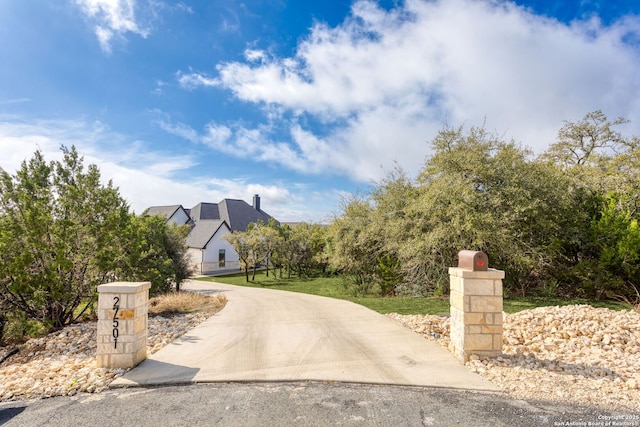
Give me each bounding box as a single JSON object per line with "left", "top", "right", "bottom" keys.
{"left": 111, "top": 280, "right": 498, "bottom": 391}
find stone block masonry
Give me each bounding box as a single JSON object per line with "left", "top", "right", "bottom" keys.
{"left": 96, "top": 282, "right": 151, "bottom": 369}
{"left": 449, "top": 268, "right": 505, "bottom": 362}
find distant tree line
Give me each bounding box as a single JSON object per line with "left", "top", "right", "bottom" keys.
{"left": 328, "top": 111, "right": 640, "bottom": 301}
{"left": 223, "top": 219, "right": 329, "bottom": 282}
{"left": 0, "top": 147, "right": 192, "bottom": 342}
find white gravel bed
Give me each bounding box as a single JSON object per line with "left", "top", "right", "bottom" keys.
{"left": 0, "top": 312, "right": 210, "bottom": 401}
{"left": 387, "top": 305, "right": 640, "bottom": 412}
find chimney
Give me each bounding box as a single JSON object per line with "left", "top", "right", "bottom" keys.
{"left": 253, "top": 194, "right": 261, "bottom": 211}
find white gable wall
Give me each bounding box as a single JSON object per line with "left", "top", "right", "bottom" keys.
{"left": 202, "top": 226, "right": 238, "bottom": 263}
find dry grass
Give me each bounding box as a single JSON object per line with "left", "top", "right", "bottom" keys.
{"left": 148, "top": 291, "right": 227, "bottom": 317}
{"left": 615, "top": 284, "right": 640, "bottom": 313}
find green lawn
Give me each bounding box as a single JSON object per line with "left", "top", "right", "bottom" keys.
{"left": 195, "top": 271, "right": 632, "bottom": 315}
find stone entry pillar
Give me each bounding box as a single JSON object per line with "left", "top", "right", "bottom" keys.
{"left": 449, "top": 267, "right": 505, "bottom": 362}
{"left": 97, "top": 282, "right": 151, "bottom": 369}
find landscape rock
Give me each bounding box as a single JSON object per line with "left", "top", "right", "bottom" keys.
{"left": 388, "top": 304, "right": 640, "bottom": 412}
{"left": 0, "top": 311, "right": 210, "bottom": 402}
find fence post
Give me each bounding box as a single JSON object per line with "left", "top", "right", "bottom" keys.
{"left": 449, "top": 253, "right": 505, "bottom": 362}
{"left": 96, "top": 282, "right": 151, "bottom": 369}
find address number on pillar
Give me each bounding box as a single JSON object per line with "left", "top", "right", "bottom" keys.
{"left": 112, "top": 296, "right": 120, "bottom": 349}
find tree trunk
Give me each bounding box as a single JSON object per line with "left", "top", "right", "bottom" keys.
{"left": 0, "top": 313, "right": 6, "bottom": 345}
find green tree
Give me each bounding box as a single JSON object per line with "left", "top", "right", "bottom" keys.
{"left": 0, "top": 147, "right": 130, "bottom": 328}
{"left": 223, "top": 230, "right": 252, "bottom": 282}
{"left": 403, "top": 126, "right": 580, "bottom": 295}
{"left": 605, "top": 136, "right": 640, "bottom": 217}
{"left": 328, "top": 195, "right": 381, "bottom": 294}
{"left": 541, "top": 110, "right": 629, "bottom": 167}
{"left": 287, "top": 222, "right": 329, "bottom": 277}
{"left": 270, "top": 223, "right": 292, "bottom": 278}
{"left": 368, "top": 166, "right": 415, "bottom": 296}
{"left": 0, "top": 147, "right": 195, "bottom": 332}
{"left": 0, "top": 294, "right": 8, "bottom": 344}
{"left": 164, "top": 223, "right": 194, "bottom": 291}
{"left": 260, "top": 218, "right": 281, "bottom": 277}
{"left": 327, "top": 113, "right": 638, "bottom": 300}
{"left": 329, "top": 126, "right": 583, "bottom": 297}
{"left": 122, "top": 215, "right": 193, "bottom": 294}
{"left": 244, "top": 222, "right": 269, "bottom": 281}
{"left": 541, "top": 111, "right": 640, "bottom": 299}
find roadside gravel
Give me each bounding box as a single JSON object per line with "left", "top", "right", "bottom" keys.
{"left": 387, "top": 304, "right": 640, "bottom": 412}
{"left": 0, "top": 312, "right": 211, "bottom": 401}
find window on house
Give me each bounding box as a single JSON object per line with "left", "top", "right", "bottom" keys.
{"left": 219, "top": 249, "right": 225, "bottom": 267}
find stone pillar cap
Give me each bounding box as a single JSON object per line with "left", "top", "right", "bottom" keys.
{"left": 97, "top": 282, "right": 151, "bottom": 294}
{"left": 448, "top": 267, "right": 505, "bottom": 279}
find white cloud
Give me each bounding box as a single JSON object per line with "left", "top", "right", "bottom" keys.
{"left": 202, "top": 123, "right": 233, "bottom": 149}
{"left": 152, "top": 80, "right": 167, "bottom": 95}
{"left": 174, "top": 2, "right": 193, "bottom": 14}
{"left": 244, "top": 49, "right": 267, "bottom": 62}
{"left": 0, "top": 98, "right": 31, "bottom": 105}
{"left": 218, "top": 6, "right": 240, "bottom": 33}
{"left": 156, "top": 115, "right": 287, "bottom": 166}
{"left": 176, "top": 71, "right": 220, "bottom": 90}
{"left": 0, "top": 118, "right": 331, "bottom": 222}
{"left": 75, "top": 0, "right": 151, "bottom": 53}
{"left": 177, "top": 0, "right": 640, "bottom": 182}
{"left": 157, "top": 119, "right": 200, "bottom": 143}
{"left": 0, "top": 117, "right": 194, "bottom": 179}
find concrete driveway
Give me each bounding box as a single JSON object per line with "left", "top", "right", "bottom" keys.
{"left": 111, "top": 280, "right": 498, "bottom": 391}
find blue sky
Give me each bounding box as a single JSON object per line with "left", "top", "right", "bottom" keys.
{"left": 1, "top": 0, "right": 639, "bottom": 223}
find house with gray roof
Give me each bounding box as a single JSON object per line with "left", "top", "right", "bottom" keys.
{"left": 190, "top": 195, "right": 275, "bottom": 231}
{"left": 145, "top": 195, "right": 278, "bottom": 274}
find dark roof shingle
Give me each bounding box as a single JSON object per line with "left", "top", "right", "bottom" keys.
{"left": 190, "top": 202, "right": 220, "bottom": 221}
{"left": 218, "top": 199, "right": 274, "bottom": 232}
{"left": 144, "top": 205, "right": 183, "bottom": 220}
{"left": 185, "top": 220, "right": 227, "bottom": 249}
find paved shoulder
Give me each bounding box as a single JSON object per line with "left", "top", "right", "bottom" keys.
{"left": 112, "top": 280, "right": 498, "bottom": 391}
{"left": 1, "top": 383, "right": 622, "bottom": 427}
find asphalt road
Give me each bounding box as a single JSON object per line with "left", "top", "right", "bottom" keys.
{"left": 0, "top": 382, "right": 632, "bottom": 427}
